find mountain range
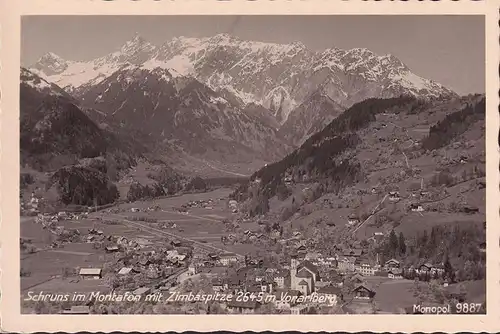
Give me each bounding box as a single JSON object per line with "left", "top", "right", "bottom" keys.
{"left": 27, "top": 33, "right": 458, "bottom": 172}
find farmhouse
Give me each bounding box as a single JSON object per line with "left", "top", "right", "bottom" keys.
{"left": 347, "top": 215, "right": 361, "bottom": 225}
{"left": 384, "top": 259, "right": 400, "bottom": 270}
{"left": 219, "top": 252, "right": 238, "bottom": 266}
{"left": 118, "top": 267, "right": 132, "bottom": 275}
{"left": 388, "top": 191, "right": 401, "bottom": 202}
{"left": 409, "top": 204, "right": 424, "bottom": 212}
{"left": 105, "top": 245, "right": 120, "bottom": 253}
{"left": 79, "top": 268, "right": 102, "bottom": 280}
{"left": 352, "top": 283, "right": 376, "bottom": 300}
{"left": 388, "top": 269, "right": 403, "bottom": 279}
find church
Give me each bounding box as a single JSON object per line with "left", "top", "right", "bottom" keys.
{"left": 289, "top": 257, "right": 320, "bottom": 296}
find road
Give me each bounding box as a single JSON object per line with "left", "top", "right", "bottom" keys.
{"left": 92, "top": 213, "right": 245, "bottom": 259}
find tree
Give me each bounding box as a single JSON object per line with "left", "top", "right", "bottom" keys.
{"left": 398, "top": 232, "right": 407, "bottom": 255}
{"left": 444, "top": 255, "right": 455, "bottom": 282}
{"left": 388, "top": 230, "right": 398, "bottom": 257}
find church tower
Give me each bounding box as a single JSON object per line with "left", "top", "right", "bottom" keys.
{"left": 290, "top": 257, "right": 299, "bottom": 290}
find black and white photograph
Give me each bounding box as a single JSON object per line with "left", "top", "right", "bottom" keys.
{"left": 19, "top": 15, "right": 486, "bottom": 315}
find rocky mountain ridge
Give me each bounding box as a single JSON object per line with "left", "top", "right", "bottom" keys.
{"left": 30, "top": 33, "right": 457, "bottom": 128}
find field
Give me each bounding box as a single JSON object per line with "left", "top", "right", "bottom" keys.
{"left": 20, "top": 187, "right": 261, "bottom": 305}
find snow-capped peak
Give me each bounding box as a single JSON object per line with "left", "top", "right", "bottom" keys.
{"left": 119, "top": 33, "right": 155, "bottom": 55}
{"left": 38, "top": 51, "right": 65, "bottom": 63}
{"left": 32, "top": 52, "right": 69, "bottom": 75}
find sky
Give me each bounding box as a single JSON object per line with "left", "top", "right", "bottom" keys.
{"left": 21, "top": 15, "right": 485, "bottom": 95}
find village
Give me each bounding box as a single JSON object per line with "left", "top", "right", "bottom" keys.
{"left": 20, "top": 181, "right": 485, "bottom": 315}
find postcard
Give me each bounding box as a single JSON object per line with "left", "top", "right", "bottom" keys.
{"left": 1, "top": 0, "right": 499, "bottom": 332}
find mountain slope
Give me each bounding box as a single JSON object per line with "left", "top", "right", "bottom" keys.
{"left": 79, "top": 64, "right": 289, "bottom": 162}
{"left": 233, "top": 94, "right": 485, "bottom": 231}
{"left": 279, "top": 89, "right": 345, "bottom": 146}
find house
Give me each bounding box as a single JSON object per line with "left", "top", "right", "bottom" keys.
{"left": 118, "top": 267, "right": 132, "bottom": 275}
{"left": 105, "top": 245, "right": 120, "bottom": 253}
{"left": 352, "top": 283, "right": 376, "bottom": 300}
{"left": 417, "top": 263, "right": 445, "bottom": 276}
{"left": 79, "top": 268, "right": 102, "bottom": 280}
{"left": 384, "top": 259, "right": 400, "bottom": 270}
{"left": 351, "top": 273, "right": 365, "bottom": 284}
{"left": 409, "top": 204, "right": 424, "bottom": 212}
{"left": 61, "top": 305, "right": 90, "bottom": 314}
{"left": 188, "top": 264, "right": 198, "bottom": 275}
{"left": 226, "top": 300, "right": 260, "bottom": 314}
{"left": 338, "top": 257, "right": 356, "bottom": 272}
{"left": 296, "top": 244, "right": 307, "bottom": 254}
{"left": 219, "top": 253, "right": 238, "bottom": 266}
{"left": 347, "top": 215, "right": 361, "bottom": 225}
{"left": 139, "top": 259, "right": 151, "bottom": 267}
{"left": 212, "top": 278, "right": 227, "bottom": 292}
{"left": 343, "top": 249, "right": 363, "bottom": 257}
{"left": 273, "top": 269, "right": 289, "bottom": 289}
{"left": 388, "top": 191, "right": 401, "bottom": 202}
{"left": 355, "top": 260, "right": 377, "bottom": 276}
{"left": 316, "top": 286, "right": 342, "bottom": 305}
{"left": 305, "top": 252, "right": 321, "bottom": 262}
{"left": 388, "top": 269, "right": 403, "bottom": 279}
{"left": 418, "top": 263, "right": 433, "bottom": 273}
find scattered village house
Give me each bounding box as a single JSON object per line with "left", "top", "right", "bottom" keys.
{"left": 219, "top": 252, "right": 238, "bottom": 266}
{"left": 355, "top": 260, "right": 378, "bottom": 276}
{"left": 384, "top": 259, "right": 400, "bottom": 270}
{"left": 388, "top": 191, "right": 401, "bottom": 202}
{"left": 352, "top": 283, "right": 376, "bottom": 301}
{"left": 409, "top": 203, "right": 424, "bottom": 212}
{"left": 79, "top": 268, "right": 102, "bottom": 280}
{"left": 338, "top": 257, "right": 356, "bottom": 272}
{"left": 388, "top": 269, "right": 403, "bottom": 279}
{"left": 417, "top": 263, "right": 445, "bottom": 276}
{"left": 273, "top": 269, "right": 289, "bottom": 289}
{"left": 347, "top": 215, "right": 361, "bottom": 225}
{"left": 118, "top": 267, "right": 132, "bottom": 275}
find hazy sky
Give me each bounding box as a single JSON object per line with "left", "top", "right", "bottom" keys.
{"left": 21, "top": 15, "right": 485, "bottom": 95}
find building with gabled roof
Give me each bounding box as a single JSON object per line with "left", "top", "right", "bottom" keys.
{"left": 79, "top": 268, "right": 102, "bottom": 279}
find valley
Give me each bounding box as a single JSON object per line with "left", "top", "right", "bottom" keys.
{"left": 19, "top": 32, "right": 486, "bottom": 315}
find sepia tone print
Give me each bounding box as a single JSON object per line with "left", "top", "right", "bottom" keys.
{"left": 18, "top": 15, "right": 486, "bottom": 316}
